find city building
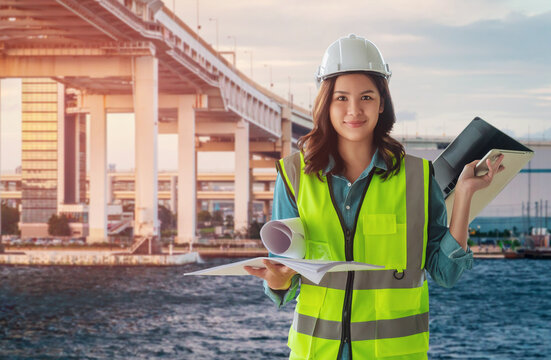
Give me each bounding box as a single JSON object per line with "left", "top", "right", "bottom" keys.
{"left": 2, "top": 137, "right": 550, "bottom": 238}
{"left": 17, "top": 79, "right": 88, "bottom": 238}
{"left": 19, "top": 78, "right": 61, "bottom": 237}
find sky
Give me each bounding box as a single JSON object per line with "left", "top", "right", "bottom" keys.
{"left": 1, "top": 0, "right": 550, "bottom": 173}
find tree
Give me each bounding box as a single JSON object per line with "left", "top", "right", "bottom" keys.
{"left": 225, "top": 214, "right": 234, "bottom": 228}
{"left": 248, "top": 220, "right": 264, "bottom": 239}
{"left": 158, "top": 205, "right": 176, "bottom": 232}
{"left": 1, "top": 203, "right": 20, "bottom": 235}
{"left": 48, "top": 214, "right": 71, "bottom": 236}
{"left": 197, "top": 210, "right": 212, "bottom": 223}
{"left": 212, "top": 210, "right": 224, "bottom": 226}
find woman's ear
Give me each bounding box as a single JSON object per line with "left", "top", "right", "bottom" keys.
{"left": 379, "top": 98, "right": 385, "bottom": 114}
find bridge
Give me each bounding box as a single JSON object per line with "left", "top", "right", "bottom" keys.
{"left": 0, "top": 171, "right": 277, "bottom": 202}
{"left": 0, "top": 0, "right": 312, "bottom": 243}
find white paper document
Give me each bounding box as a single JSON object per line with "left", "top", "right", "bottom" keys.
{"left": 260, "top": 217, "right": 305, "bottom": 258}
{"left": 185, "top": 217, "right": 384, "bottom": 284}
{"left": 184, "top": 257, "right": 384, "bottom": 285}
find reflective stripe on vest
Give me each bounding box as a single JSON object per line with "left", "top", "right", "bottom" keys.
{"left": 278, "top": 152, "right": 431, "bottom": 359}
{"left": 301, "top": 267, "right": 426, "bottom": 290}
{"left": 293, "top": 311, "right": 429, "bottom": 341}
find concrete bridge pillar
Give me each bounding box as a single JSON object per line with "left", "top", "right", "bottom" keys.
{"left": 87, "top": 95, "right": 108, "bottom": 244}
{"left": 263, "top": 181, "right": 271, "bottom": 222}
{"left": 107, "top": 174, "right": 114, "bottom": 204}
{"left": 281, "top": 107, "right": 292, "bottom": 158}
{"left": 263, "top": 201, "right": 271, "bottom": 222}
{"left": 133, "top": 56, "right": 159, "bottom": 238}
{"left": 234, "top": 119, "right": 251, "bottom": 235}
{"left": 170, "top": 175, "right": 177, "bottom": 213}
{"left": 176, "top": 95, "right": 197, "bottom": 244}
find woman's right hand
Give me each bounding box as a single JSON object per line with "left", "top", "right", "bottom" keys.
{"left": 244, "top": 259, "right": 297, "bottom": 290}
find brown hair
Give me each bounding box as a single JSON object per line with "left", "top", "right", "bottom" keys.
{"left": 297, "top": 72, "right": 404, "bottom": 181}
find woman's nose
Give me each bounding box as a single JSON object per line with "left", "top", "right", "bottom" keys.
{"left": 347, "top": 100, "right": 362, "bottom": 115}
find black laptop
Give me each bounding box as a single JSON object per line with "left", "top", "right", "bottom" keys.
{"left": 433, "top": 117, "right": 533, "bottom": 198}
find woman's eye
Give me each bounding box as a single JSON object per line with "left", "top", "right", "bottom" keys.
{"left": 361, "top": 95, "right": 372, "bottom": 100}
{"left": 336, "top": 96, "right": 347, "bottom": 101}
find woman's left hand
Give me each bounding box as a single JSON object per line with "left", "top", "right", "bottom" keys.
{"left": 455, "top": 154, "right": 505, "bottom": 196}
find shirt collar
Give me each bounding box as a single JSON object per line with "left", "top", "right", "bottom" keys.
{"left": 323, "top": 148, "right": 388, "bottom": 176}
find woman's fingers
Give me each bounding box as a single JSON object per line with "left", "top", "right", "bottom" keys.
{"left": 262, "top": 259, "right": 280, "bottom": 273}
{"left": 244, "top": 266, "right": 267, "bottom": 279}
{"left": 244, "top": 260, "right": 296, "bottom": 283}
{"left": 486, "top": 154, "right": 504, "bottom": 179}
{"left": 263, "top": 261, "right": 298, "bottom": 291}
{"left": 263, "top": 260, "right": 297, "bottom": 277}
{"left": 457, "top": 154, "right": 505, "bottom": 194}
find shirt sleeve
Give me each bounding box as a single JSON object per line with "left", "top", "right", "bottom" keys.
{"left": 272, "top": 172, "right": 299, "bottom": 220}
{"left": 263, "top": 274, "right": 301, "bottom": 309}
{"left": 425, "top": 174, "right": 474, "bottom": 288}
{"left": 263, "top": 173, "right": 301, "bottom": 308}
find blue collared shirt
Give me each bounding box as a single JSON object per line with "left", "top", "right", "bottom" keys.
{"left": 264, "top": 150, "right": 473, "bottom": 308}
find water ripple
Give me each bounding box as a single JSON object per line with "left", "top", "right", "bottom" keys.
{"left": 0, "top": 259, "right": 549, "bottom": 359}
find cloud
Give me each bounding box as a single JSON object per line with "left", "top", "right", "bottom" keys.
{"left": 522, "top": 126, "right": 551, "bottom": 140}
{"left": 391, "top": 11, "right": 551, "bottom": 69}
{"left": 180, "top": 0, "right": 551, "bottom": 123}
{"left": 526, "top": 86, "right": 551, "bottom": 94}
{"left": 395, "top": 111, "right": 417, "bottom": 122}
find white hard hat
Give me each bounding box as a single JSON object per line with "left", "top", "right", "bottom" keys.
{"left": 315, "top": 34, "right": 392, "bottom": 87}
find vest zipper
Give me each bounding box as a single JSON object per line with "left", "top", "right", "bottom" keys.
{"left": 328, "top": 170, "right": 375, "bottom": 360}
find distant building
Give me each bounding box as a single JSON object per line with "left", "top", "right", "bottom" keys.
{"left": 19, "top": 79, "right": 87, "bottom": 238}
{"left": 19, "top": 78, "right": 60, "bottom": 237}
{"left": 3, "top": 110, "right": 549, "bottom": 238}
{"left": 405, "top": 138, "right": 551, "bottom": 234}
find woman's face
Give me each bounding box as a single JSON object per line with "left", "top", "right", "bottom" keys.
{"left": 329, "top": 73, "right": 384, "bottom": 146}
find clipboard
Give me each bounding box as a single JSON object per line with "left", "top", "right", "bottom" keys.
{"left": 432, "top": 117, "right": 534, "bottom": 225}
{"left": 444, "top": 148, "right": 533, "bottom": 224}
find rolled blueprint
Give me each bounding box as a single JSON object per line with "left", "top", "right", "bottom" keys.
{"left": 260, "top": 217, "right": 305, "bottom": 258}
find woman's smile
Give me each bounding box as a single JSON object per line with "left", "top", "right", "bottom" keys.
{"left": 329, "top": 73, "right": 383, "bottom": 144}
{"left": 343, "top": 118, "right": 367, "bottom": 128}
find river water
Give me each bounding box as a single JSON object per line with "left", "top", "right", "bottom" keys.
{"left": 0, "top": 259, "right": 550, "bottom": 359}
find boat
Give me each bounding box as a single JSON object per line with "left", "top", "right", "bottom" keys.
{"left": 504, "top": 248, "right": 525, "bottom": 259}
{"left": 523, "top": 248, "right": 551, "bottom": 259}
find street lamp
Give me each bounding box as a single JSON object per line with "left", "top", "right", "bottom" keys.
{"left": 208, "top": 17, "right": 218, "bottom": 51}
{"left": 244, "top": 50, "right": 253, "bottom": 78}
{"left": 288, "top": 76, "right": 293, "bottom": 105}
{"left": 196, "top": 0, "right": 201, "bottom": 31}
{"left": 227, "top": 35, "right": 236, "bottom": 54}
{"left": 263, "top": 64, "right": 273, "bottom": 88}
{"left": 226, "top": 35, "right": 236, "bottom": 67}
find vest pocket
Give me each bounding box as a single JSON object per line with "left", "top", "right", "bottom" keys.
{"left": 290, "top": 286, "right": 328, "bottom": 359}
{"left": 364, "top": 214, "right": 397, "bottom": 235}
{"left": 375, "top": 331, "right": 429, "bottom": 357}
{"left": 374, "top": 288, "right": 429, "bottom": 357}
{"left": 307, "top": 241, "right": 332, "bottom": 260}
{"left": 363, "top": 214, "right": 406, "bottom": 269}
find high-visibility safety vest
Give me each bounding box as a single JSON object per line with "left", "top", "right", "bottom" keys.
{"left": 276, "top": 152, "right": 431, "bottom": 360}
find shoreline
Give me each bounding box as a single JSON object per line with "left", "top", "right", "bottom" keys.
{"left": 0, "top": 246, "right": 509, "bottom": 265}
{"left": 470, "top": 245, "right": 506, "bottom": 259}
{"left": 0, "top": 248, "right": 199, "bottom": 266}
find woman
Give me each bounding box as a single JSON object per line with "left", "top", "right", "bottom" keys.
{"left": 245, "top": 34, "right": 503, "bottom": 360}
